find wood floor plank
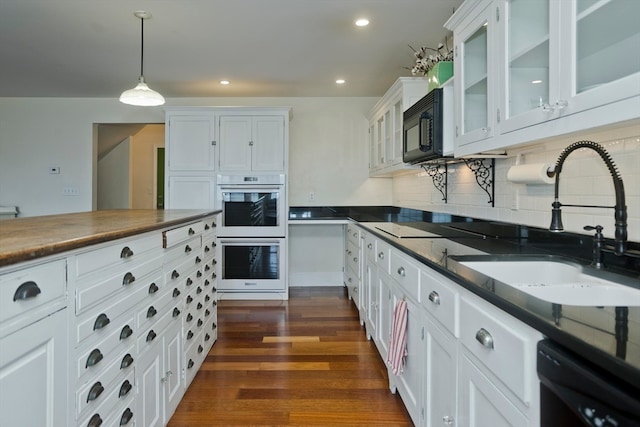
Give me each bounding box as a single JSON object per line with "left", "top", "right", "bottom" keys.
{"left": 167, "top": 286, "right": 413, "bottom": 426}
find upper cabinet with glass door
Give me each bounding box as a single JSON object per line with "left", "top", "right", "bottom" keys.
{"left": 447, "top": 0, "right": 640, "bottom": 157}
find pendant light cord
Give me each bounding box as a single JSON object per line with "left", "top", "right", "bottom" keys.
{"left": 139, "top": 16, "right": 144, "bottom": 78}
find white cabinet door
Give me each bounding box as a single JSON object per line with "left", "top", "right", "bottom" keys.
{"left": 364, "top": 260, "right": 378, "bottom": 341}
{"left": 458, "top": 352, "right": 529, "bottom": 427}
{"left": 167, "top": 176, "right": 216, "bottom": 209}
{"left": 137, "top": 347, "right": 163, "bottom": 427}
{"left": 163, "top": 323, "right": 183, "bottom": 424}
{"left": 424, "top": 315, "right": 457, "bottom": 427}
{"left": 0, "top": 308, "right": 67, "bottom": 427}
{"left": 167, "top": 114, "right": 216, "bottom": 172}
{"left": 377, "top": 272, "right": 393, "bottom": 359}
{"left": 252, "top": 116, "right": 285, "bottom": 171}
{"left": 219, "top": 116, "right": 252, "bottom": 171}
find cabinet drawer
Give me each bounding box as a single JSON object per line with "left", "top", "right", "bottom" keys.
{"left": 163, "top": 235, "right": 202, "bottom": 266}
{"left": 0, "top": 259, "right": 66, "bottom": 324}
{"left": 346, "top": 224, "right": 360, "bottom": 245}
{"left": 185, "top": 330, "right": 205, "bottom": 386}
{"left": 420, "top": 269, "right": 459, "bottom": 337}
{"left": 136, "top": 285, "right": 176, "bottom": 332}
{"left": 75, "top": 285, "right": 147, "bottom": 346}
{"left": 137, "top": 302, "right": 182, "bottom": 354}
{"left": 203, "top": 309, "right": 218, "bottom": 347}
{"left": 76, "top": 344, "right": 135, "bottom": 417}
{"left": 375, "top": 240, "right": 391, "bottom": 273}
{"left": 390, "top": 251, "right": 421, "bottom": 302}
{"left": 76, "top": 257, "right": 161, "bottom": 315}
{"left": 460, "top": 295, "right": 541, "bottom": 404}
{"left": 346, "top": 240, "right": 360, "bottom": 278}
{"left": 202, "top": 216, "right": 218, "bottom": 236}
{"left": 163, "top": 221, "right": 204, "bottom": 248}
{"left": 73, "top": 233, "right": 161, "bottom": 279}
{"left": 103, "top": 398, "right": 135, "bottom": 427}
{"left": 363, "top": 233, "right": 376, "bottom": 262}
{"left": 77, "top": 369, "right": 135, "bottom": 427}
{"left": 164, "top": 252, "right": 202, "bottom": 289}
{"left": 76, "top": 314, "right": 136, "bottom": 381}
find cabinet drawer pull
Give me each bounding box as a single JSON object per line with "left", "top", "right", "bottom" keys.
{"left": 205, "top": 264, "right": 211, "bottom": 271}
{"left": 195, "top": 256, "right": 201, "bottom": 264}
{"left": 148, "top": 283, "right": 159, "bottom": 294}
{"left": 119, "top": 380, "right": 133, "bottom": 398}
{"left": 86, "top": 349, "right": 103, "bottom": 368}
{"left": 187, "top": 330, "right": 194, "bottom": 340}
{"left": 353, "top": 257, "right": 358, "bottom": 263}
{"left": 13, "top": 281, "right": 41, "bottom": 301}
{"left": 146, "top": 306, "right": 157, "bottom": 318}
{"left": 378, "top": 252, "right": 385, "bottom": 260}
{"left": 204, "top": 279, "right": 210, "bottom": 287}
{"left": 186, "top": 295, "right": 193, "bottom": 304}
{"left": 197, "top": 302, "right": 203, "bottom": 310}
{"left": 173, "top": 307, "right": 181, "bottom": 318}
{"left": 120, "top": 325, "right": 133, "bottom": 340}
{"left": 93, "top": 313, "right": 111, "bottom": 330}
{"left": 119, "top": 408, "right": 133, "bottom": 426}
{"left": 205, "top": 295, "right": 211, "bottom": 302}
{"left": 122, "top": 272, "right": 135, "bottom": 286}
{"left": 186, "top": 313, "right": 193, "bottom": 322}
{"left": 198, "top": 344, "right": 204, "bottom": 354}
{"left": 87, "top": 413, "right": 103, "bottom": 427}
{"left": 475, "top": 328, "right": 494, "bottom": 349}
{"left": 184, "top": 244, "right": 192, "bottom": 253}
{"left": 173, "top": 288, "right": 181, "bottom": 298}
{"left": 213, "top": 300, "right": 217, "bottom": 307}
{"left": 120, "top": 353, "right": 134, "bottom": 369}
{"left": 428, "top": 291, "right": 441, "bottom": 305}
{"left": 186, "top": 278, "right": 193, "bottom": 287}
{"left": 212, "top": 322, "right": 217, "bottom": 330}
{"left": 187, "top": 359, "right": 194, "bottom": 369}
{"left": 171, "top": 270, "right": 180, "bottom": 280}
{"left": 367, "top": 243, "right": 373, "bottom": 249}
{"left": 146, "top": 330, "right": 157, "bottom": 342}
{"left": 197, "top": 270, "right": 202, "bottom": 278}
{"left": 397, "top": 267, "right": 406, "bottom": 277}
{"left": 204, "top": 245, "right": 210, "bottom": 253}
{"left": 86, "top": 381, "right": 104, "bottom": 402}
{"left": 443, "top": 415, "right": 454, "bottom": 425}
{"left": 196, "top": 286, "right": 203, "bottom": 294}
{"left": 212, "top": 286, "right": 217, "bottom": 292}
{"left": 120, "top": 246, "right": 134, "bottom": 259}
{"left": 205, "top": 308, "right": 211, "bottom": 317}
{"left": 205, "top": 333, "right": 211, "bottom": 342}
{"left": 188, "top": 227, "right": 195, "bottom": 235}
{"left": 212, "top": 272, "right": 217, "bottom": 279}
{"left": 197, "top": 319, "right": 203, "bottom": 328}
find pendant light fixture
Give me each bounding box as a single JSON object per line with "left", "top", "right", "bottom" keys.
{"left": 119, "top": 11, "right": 165, "bottom": 106}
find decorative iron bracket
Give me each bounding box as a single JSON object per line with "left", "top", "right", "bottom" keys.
{"left": 463, "top": 158, "right": 495, "bottom": 206}
{"left": 421, "top": 163, "right": 447, "bottom": 203}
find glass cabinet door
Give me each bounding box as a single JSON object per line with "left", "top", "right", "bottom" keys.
{"left": 383, "top": 109, "right": 393, "bottom": 166}
{"left": 392, "top": 99, "right": 403, "bottom": 163}
{"left": 455, "top": 4, "right": 495, "bottom": 147}
{"left": 561, "top": 0, "right": 640, "bottom": 114}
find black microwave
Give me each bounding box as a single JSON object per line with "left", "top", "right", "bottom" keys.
{"left": 402, "top": 87, "right": 453, "bottom": 164}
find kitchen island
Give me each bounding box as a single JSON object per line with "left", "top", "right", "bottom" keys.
{"left": 0, "top": 209, "right": 220, "bottom": 427}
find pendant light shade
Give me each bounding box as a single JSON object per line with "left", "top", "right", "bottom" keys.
{"left": 120, "top": 11, "right": 164, "bottom": 106}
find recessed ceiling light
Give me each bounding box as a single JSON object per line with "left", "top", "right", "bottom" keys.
{"left": 220, "top": 80, "right": 230, "bottom": 85}
{"left": 531, "top": 79, "right": 543, "bottom": 84}
{"left": 355, "top": 18, "right": 369, "bottom": 27}
{"left": 336, "top": 79, "right": 346, "bottom": 84}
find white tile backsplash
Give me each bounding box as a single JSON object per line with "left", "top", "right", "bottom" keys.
{"left": 393, "top": 123, "right": 640, "bottom": 241}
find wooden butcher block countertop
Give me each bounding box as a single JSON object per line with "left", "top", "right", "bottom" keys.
{"left": 0, "top": 209, "right": 219, "bottom": 268}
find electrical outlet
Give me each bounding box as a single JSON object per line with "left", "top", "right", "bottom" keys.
{"left": 511, "top": 189, "right": 519, "bottom": 210}
{"left": 308, "top": 191, "right": 315, "bottom": 202}
{"left": 63, "top": 187, "right": 80, "bottom": 196}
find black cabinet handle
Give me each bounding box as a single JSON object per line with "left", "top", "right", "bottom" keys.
{"left": 171, "top": 270, "right": 180, "bottom": 279}
{"left": 205, "top": 264, "right": 210, "bottom": 271}
{"left": 13, "top": 281, "right": 41, "bottom": 301}
{"left": 195, "top": 256, "right": 201, "bottom": 264}
{"left": 197, "top": 319, "right": 203, "bottom": 328}
{"left": 120, "top": 353, "right": 134, "bottom": 369}
{"left": 212, "top": 286, "right": 217, "bottom": 292}
{"left": 212, "top": 272, "right": 217, "bottom": 279}
{"left": 146, "top": 330, "right": 157, "bottom": 343}
{"left": 197, "top": 271, "right": 202, "bottom": 278}
{"left": 184, "top": 245, "right": 192, "bottom": 253}
{"left": 146, "top": 306, "right": 157, "bottom": 318}
{"left": 172, "top": 288, "right": 181, "bottom": 298}
{"left": 86, "top": 349, "right": 103, "bottom": 368}
{"left": 86, "top": 381, "right": 104, "bottom": 402}
{"left": 196, "top": 287, "right": 203, "bottom": 295}
{"left": 120, "top": 246, "right": 134, "bottom": 259}
{"left": 120, "top": 325, "right": 133, "bottom": 340}
{"left": 213, "top": 301, "right": 217, "bottom": 307}
{"left": 186, "top": 295, "right": 193, "bottom": 304}
{"left": 205, "top": 295, "right": 211, "bottom": 302}
{"left": 186, "top": 313, "right": 193, "bottom": 322}
{"left": 119, "top": 408, "right": 134, "bottom": 426}
{"left": 205, "top": 224, "right": 210, "bottom": 230}
{"left": 204, "top": 279, "right": 210, "bottom": 287}
{"left": 205, "top": 333, "right": 211, "bottom": 342}
{"left": 119, "top": 380, "right": 133, "bottom": 398}
{"left": 198, "top": 345, "right": 203, "bottom": 354}
{"left": 212, "top": 259, "right": 217, "bottom": 265}
{"left": 205, "top": 309, "right": 211, "bottom": 317}
{"left": 173, "top": 307, "right": 181, "bottom": 318}
{"left": 148, "top": 283, "right": 159, "bottom": 294}
{"left": 197, "top": 302, "right": 203, "bottom": 310}
{"left": 204, "top": 246, "right": 210, "bottom": 253}
{"left": 93, "top": 313, "right": 110, "bottom": 331}
{"left": 186, "top": 278, "right": 193, "bottom": 287}
{"left": 187, "top": 359, "right": 194, "bottom": 369}
{"left": 188, "top": 227, "right": 195, "bottom": 235}
{"left": 122, "top": 272, "right": 135, "bottom": 286}
{"left": 187, "top": 330, "right": 194, "bottom": 340}
{"left": 212, "top": 322, "right": 217, "bottom": 330}
{"left": 87, "top": 413, "right": 103, "bottom": 427}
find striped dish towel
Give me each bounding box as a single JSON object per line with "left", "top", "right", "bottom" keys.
{"left": 387, "top": 298, "right": 408, "bottom": 375}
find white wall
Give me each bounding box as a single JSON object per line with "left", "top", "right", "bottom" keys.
{"left": 130, "top": 125, "right": 165, "bottom": 209}
{"left": 393, "top": 123, "right": 640, "bottom": 241}
{"left": 97, "top": 136, "right": 130, "bottom": 209}
{"left": 0, "top": 97, "right": 391, "bottom": 217}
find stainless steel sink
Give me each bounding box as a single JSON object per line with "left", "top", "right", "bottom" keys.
{"left": 454, "top": 256, "right": 640, "bottom": 306}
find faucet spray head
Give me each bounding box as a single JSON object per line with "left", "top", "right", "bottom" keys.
{"left": 550, "top": 200, "right": 564, "bottom": 232}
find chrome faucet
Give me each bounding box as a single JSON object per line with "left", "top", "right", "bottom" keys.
{"left": 549, "top": 141, "right": 627, "bottom": 265}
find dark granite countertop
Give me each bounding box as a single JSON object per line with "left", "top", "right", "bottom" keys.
{"left": 290, "top": 206, "right": 640, "bottom": 392}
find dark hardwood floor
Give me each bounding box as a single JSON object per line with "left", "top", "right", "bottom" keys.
{"left": 167, "top": 286, "right": 413, "bottom": 426}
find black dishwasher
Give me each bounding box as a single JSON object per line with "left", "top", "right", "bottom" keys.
{"left": 537, "top": 339, "right": 640, "bottom": 427}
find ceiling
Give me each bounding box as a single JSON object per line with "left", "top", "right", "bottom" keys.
{"left": 0, "top": 0, "right": 463, "bottom": 99}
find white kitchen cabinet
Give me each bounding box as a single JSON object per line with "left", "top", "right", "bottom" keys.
{"left": 345, "top": 224, "right": 363, "bottom": 322}
{"left": 368, "top": 77, "right": 429, "bottom": 176}
{"left": 166, "top": 112, "right": 216, "bottom": 172}
{"left": 167, "top": 176, "right": 216, "bottom": 210}
{"left": 377, "top": 271, "right": 393, "bottom": 358}
{"left": 445, "top": 0, "right": 640, "bottom": 157}
{"left": 219, "top": 115, "right": 285, "bottom": 172}
{"left": 363, "top": 258, "right": 379, "bottom": 341}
